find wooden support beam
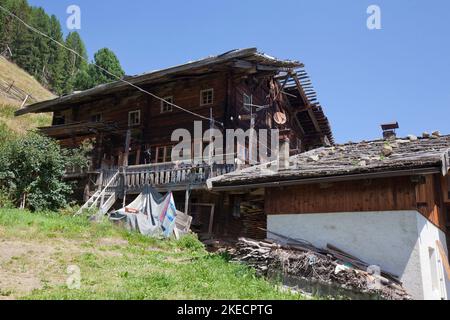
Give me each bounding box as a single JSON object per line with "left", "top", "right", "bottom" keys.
{"left": 442, "top": 175, "right": 450, "bottom": 204}
{"left": 208, "top": 204, "right": 215, "bottom": 236}
{"left": 123, "top": 129, "right": 131, "bottom": 167}
{"left": 436, "top": 240, "right": 450, "bottom": 281}
{"left": 184, "top": 188, "right": 190, "bottom": 215}
{"left": 291, "top": 72, "right": 322, "bottom": 135}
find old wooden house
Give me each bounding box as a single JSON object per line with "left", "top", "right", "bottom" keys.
{"left": 15, "top": 48, "right": 333, "bottom": 215}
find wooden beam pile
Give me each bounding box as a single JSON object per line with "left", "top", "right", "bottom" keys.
{"left": 228, "top": 238, "right": 411, "bottom": 300}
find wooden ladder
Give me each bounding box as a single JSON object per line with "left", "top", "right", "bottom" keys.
{"left": 76, "top": 171, "right": 120, "bottom": 216}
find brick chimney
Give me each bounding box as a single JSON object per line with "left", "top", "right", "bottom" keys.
{"left": 381, "top": 122, "right": 399, "bottom": 140}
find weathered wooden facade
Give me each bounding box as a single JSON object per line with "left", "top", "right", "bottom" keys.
{"left": 15, "top": 48, "right": 333, "bottom": 214}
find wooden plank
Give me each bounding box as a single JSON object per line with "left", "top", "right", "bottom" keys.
{"left": 123, "top": 129, "right": 131, "bottom": 167}
{"left": 436, "top": 240, "right": 450, "bottom": 281}
{"left": 208, "top": 204, "right": 215, "bottom": 236}
{"left": 265, "top": 176, "right": 417, "bottom": 215}
{"left": 442, "top": 176, "right": 450, "bottom": 204}
{"left": 291, "top": 73, "right": 322, "bottom": 134}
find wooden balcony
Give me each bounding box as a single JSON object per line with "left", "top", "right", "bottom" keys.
{"left": 39, "top": 121, "right": 118, "bottom": 139}
{"left": 96, "top": 162, "right": 236, "bottom": 195}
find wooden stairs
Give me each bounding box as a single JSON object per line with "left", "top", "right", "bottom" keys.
{"left": 76, "top": 171, "right": 120, "bottom": 216}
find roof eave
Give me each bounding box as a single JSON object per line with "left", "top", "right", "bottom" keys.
{"left": 208, "top": 166, "right": 442, "bottom": 191}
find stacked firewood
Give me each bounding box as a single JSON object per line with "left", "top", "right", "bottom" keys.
{"left": 228, "top": 238, "right": 412, "bottom": 300}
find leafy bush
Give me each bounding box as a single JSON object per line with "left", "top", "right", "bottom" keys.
{"left": 0, "top": 121, "right": 14, "bottom": 144}
{"left": 0, "top": 132, "right": 89, "bottom": 211}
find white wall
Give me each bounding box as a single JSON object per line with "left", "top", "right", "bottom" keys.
{"left": 267, "top": 210, "right": 450, "bottom": 300}
{"left": 416, "top": 214, "right": 450, "bottom": 300}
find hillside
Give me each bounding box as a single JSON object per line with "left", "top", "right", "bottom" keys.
{"left": 0, "top": 56, "right": 55, "bottom": 136}
{"left": 0, "top": 209, "right": 302, "bottom": 300}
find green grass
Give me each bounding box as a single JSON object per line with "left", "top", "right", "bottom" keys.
{"left": 0, "top": 209, "right": 303, "bottom": 300}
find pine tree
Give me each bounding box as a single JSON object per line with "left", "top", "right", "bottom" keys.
{"left": 72, "top": 66, "right": 92, "bottom": 91}
{"left": 47, "top": 15, "right": 65, "bottom": 94}
{"left": 0, "top": 0, "right": 19, "bottom": 50}
{"left": 88, "top": 48, "right": 125, "bottom": 87}
{"left": 26, "top": 7, "right": 51, "bottom": 83}
{"left": 0, "top": 0, "right": 6, "bottom": 48}
{"left": 62, "top": 32, "right": 88, "bottom": 94}
{"left": 6, "top": 0, "right": 32, "bottom": 69}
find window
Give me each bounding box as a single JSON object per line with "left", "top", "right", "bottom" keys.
{"left": 166, "top": 145, "right": 173, "bottom": 162}
{"left": 200, "top": 88, "right": 214, "bottom": 106}
{"left": 151, "top": 145, "right": 174, "bottom": 164}
{"left": 91, "top": 114, "right": 102, "bottom": 123}
{"left": 53, "top": 115, "right": 65, "bottom": 126}
{"left": 161, "top": 96, "right": 173, "bottom": 113}
{"left": 128, "top": 110, "right": 141, "bottom": 126}
{"left": 429, "top": 247, "right": 439, "bottom": 292}
{"left": 157, "top": 146, "right": 165, "bottom": 163}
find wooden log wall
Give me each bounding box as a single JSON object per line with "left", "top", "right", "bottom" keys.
{"left": 264, "top": 175, "right": 448, "bottom": 233}
{"left": 415, "top": 174, "right": 447, "bottom": 231}
{"left": 211, "top": 189, "right": 266, "bottom": 240}
{"left": 144, "top": 75, "right": 228, "bottom": 146}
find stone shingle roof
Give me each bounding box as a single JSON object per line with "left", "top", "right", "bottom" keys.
{"left": 209, "top": 134, "right": 450, "bottom": 188}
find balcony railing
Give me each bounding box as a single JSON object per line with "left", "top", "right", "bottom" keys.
{"left": 96, "top": 162, "right": 236, "bottom": 193}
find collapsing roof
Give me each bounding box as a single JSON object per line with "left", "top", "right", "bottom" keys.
{"left": 208, "top": 134, "right": 450, "bottom": 190}
{"left": 15, "top": 48, "right": 302, "bottom": 116}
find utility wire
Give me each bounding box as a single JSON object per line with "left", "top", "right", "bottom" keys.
{"left": 0, "top": 4, "right": 222, "bottom": 126}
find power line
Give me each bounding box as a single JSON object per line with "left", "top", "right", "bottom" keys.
{"left": 0, "top": 4, "right": 222, "bottom": 126}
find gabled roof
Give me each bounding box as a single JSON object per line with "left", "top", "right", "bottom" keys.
{"left": 208, "top": 134, "right": 450, "bottom": 190}
{"left": 15, "top": 48, "right": 302, "bottom": 116}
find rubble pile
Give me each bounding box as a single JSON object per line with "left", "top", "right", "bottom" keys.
{"left": 228, "top": 238, "right": 411, "bottom": 300}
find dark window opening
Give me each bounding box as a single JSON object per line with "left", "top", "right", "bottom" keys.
{"left": 52, "top": 115, "right": 65, "bottom": 126}
{"left": 91, "top": 114, "right": 102, "bottom": 123}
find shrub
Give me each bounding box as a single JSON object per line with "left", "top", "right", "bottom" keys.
{"left": 0, "top": 187, "right": 14, "bottom": 209}
{"left": 0, "top": 132, "right": 89, "bottom": 211}
{"left": 0, "top": 121, "right": 14, "bottom": 144}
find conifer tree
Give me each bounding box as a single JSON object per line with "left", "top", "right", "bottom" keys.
{"left": 62, "top": 31, "right": 88, "bottom": 94}
{"left": 88, "top": 48, "right": 125, "bottom": 87}
{"left": 47, "top": 15, "right": 65, "bottom": 94}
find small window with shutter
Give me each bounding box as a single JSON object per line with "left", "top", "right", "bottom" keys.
{"left": 200, "top": 88, "right": 214, "bottom": 106}
{"left": 161, "top": 96, "right": 173, "bottom": 113}
{"left": 128, "top": 110, "right": 141, "bottom": 126}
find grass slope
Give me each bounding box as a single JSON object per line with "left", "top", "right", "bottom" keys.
{"left": 0, "top": 209, "right": 302, "bottom": 300}
{"left": 0, "top": 57, "right": 54, "bottom": 137}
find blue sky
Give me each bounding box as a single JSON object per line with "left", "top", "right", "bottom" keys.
{"left": 28, "top": 0, "right": 450, "bottom": 143}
